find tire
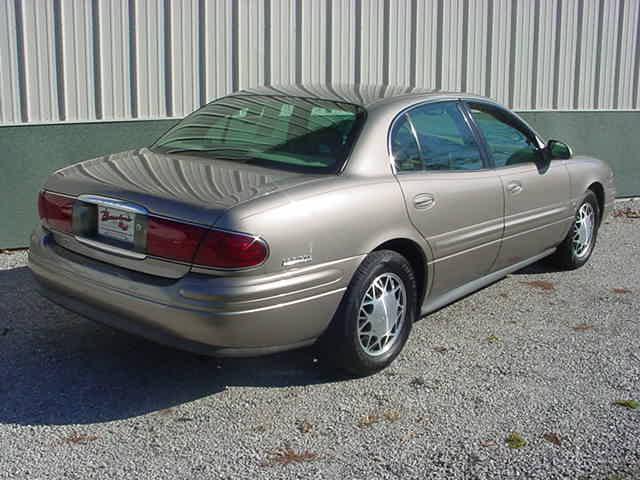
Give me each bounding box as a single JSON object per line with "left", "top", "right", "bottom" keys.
{"left": 548, "top": 190, "right": 600, "bottom": 270}
{"left": 320, "top": 250, "right": 417, "bottom": 376}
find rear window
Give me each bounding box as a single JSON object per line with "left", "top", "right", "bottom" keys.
{"left": 152, "top": 95, "right": 366, "bottom": 173}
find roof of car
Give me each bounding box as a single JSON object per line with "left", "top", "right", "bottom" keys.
{"left": 234, "top": 83, "right": 486, "bottom": 108}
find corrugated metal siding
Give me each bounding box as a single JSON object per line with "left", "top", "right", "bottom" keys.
{"left": 1, "top": 0, "right": 639, "bottom": 125}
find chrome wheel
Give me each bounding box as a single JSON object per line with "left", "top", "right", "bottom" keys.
{"left": 572, "top": 202, "right": 595, "bottom": 259}
{"left": 357, "top": 273, "right": 406, "bottom": 357}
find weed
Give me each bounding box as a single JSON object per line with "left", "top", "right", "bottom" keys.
{"left": 613, "top": 399, "right": 639, "bottom": 410}
{"left": 479, "top": 439, "right": 497, "bottom": 448}
{"left": 487, "top": 334, "right": 501, "bottom": 343}
{"left": 613, "top": 207, "right": 640, "bottom": 219}
{"left": 297, "top": 420, "right": 313, "bottom": 434}
{"left": 358, "top": 410, "right": 400, "bottom": 427}
{"left": 61, "top": 433, "right": 98, "bottom": 445}
{"left": 543, "top": 432, "right": 562, "bottom": 446}
{"left": 505, "top": 432, "right": 527, "bottom": 449}
{"left": 573, "top": 323, "right": 593, "bottom": 332}
{"left": 264, "top": 448, "right": 318, "bottom": 466}
{"left": 612, "top": 288, "right": 631, "bottom": 294}
{"left": 520, "top": 280, "right": 556, "bottom": 292}
{"left": 358, "top": 414, "right": 381, "bottom": 428}
{"left": 383, "top": 410, "right": 400, "bottom": 422}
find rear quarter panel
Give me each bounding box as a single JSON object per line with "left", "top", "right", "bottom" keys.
{"left": 212, "top": 175, "right": 432, "bottom": 284}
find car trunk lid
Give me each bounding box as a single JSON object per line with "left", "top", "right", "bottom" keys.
{"left": 42, "top": 148, "right": 321, "bottom": 277}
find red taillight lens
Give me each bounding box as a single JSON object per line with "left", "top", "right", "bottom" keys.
{"left": 193, "top": 229, "right": 268, "bottom": 269}
{"left": 38, "top": 191, "right": 74, "bottom": 233}
{"left": 147, "top": 217, "right": 208, "bottom": 263}
{"left": 147, "top": 217, "right": 267, "bottom": 269}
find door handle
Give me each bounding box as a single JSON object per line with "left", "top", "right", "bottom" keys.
{"left": 413, "top": 193, "right": 435, "bottom": 210}
{"left": 507, "top": 181, "right": 523, "bottom": 195}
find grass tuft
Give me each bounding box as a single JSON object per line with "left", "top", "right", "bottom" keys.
{"left": 613, "top": 399, "right": 639, "bottom": 410}
{"left": 505, "top": 432, "right": 527, "bottom": 449}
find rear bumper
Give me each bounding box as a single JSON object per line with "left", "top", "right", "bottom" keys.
{"left": 29, "top": 226, "right": 361, "bottom": 356}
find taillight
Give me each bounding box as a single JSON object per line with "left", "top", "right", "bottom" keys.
{"left": 147, "top": 218, "right": 267, "bottom": 269}
{"left": 193, "top": 229, "right": 268, "bottom": 269}
{"left": 147, "top": 217, "right": 208, "bottom": 263}
{"left": 38, "top": 191, "right": 74, "bottom": 233}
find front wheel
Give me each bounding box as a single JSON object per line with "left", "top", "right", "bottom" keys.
{"left": 548, "top": 190, "right": 600, "bottom": 269}
{"left": 320, "top": 250, "right": 417, "bottom": 376}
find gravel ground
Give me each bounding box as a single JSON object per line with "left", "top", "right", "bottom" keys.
{"left": 1, "top": 201, "right": 639, "bottom": 479}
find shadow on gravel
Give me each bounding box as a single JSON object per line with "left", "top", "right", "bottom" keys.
{"left": 0, "top": 268, "right": 343, "bottom": 427}
{"left": 509, "top": 259, "right": 564, "bottom": 275}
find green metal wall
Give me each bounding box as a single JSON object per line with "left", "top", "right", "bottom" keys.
{"left": 0, "top": 112, "right": 637, "bottom": 247}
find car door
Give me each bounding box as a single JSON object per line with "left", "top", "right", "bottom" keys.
{"left": 390, "top": 100, "right": 504, "bottom": 300}
{"left": 463, "top": 101, "right": 572, "bottom": 271}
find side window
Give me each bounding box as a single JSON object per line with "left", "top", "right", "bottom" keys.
{"left": 407, "top": 102, "right": 484, "bottom": 171}
{"left": 467, "top": 104, "right": 541, "bottom": 168}
{"left": 390, "top": 114, "right": 422, "bottom": 172}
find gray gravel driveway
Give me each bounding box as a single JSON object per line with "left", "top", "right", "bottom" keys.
{"left": 1, "top": 201, "right": 639, "bottom": 479}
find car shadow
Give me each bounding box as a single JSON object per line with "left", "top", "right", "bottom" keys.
{"left": 0, "top": 267, "right": 345, "bottom": 427}
{"left": 509, "top": 258, "right": 565, "bottom": 275}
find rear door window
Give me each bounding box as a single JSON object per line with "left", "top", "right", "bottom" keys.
{"left": 404, "top": 102, "right": 484, "bottom": 171}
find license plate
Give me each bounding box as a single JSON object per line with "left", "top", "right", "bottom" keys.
{"left": 97, "top": 206, "right": 136, "bottom": 244}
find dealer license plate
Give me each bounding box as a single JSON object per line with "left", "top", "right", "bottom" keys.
{"left": 97, "top": 206, "right": 136, "bottom": 244}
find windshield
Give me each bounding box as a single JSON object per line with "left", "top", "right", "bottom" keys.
{"left": 152, "top": 95, "right": 366, "bottom": 173}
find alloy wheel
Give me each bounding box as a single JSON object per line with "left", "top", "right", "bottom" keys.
{"left": 357, "top": 273, "right": 407, "bottom": 357}
{"left": 572, "top": 202, "right": 595, "bottom": 259}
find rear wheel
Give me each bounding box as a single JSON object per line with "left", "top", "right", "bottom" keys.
{"left": 321, "top": 250, "right": 417, "bottom": 376}
{"left": 548, "top": 190, "right": 600, "bottom": 269}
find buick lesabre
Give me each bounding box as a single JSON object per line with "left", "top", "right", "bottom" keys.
{"left": 29, "top": 84, "right": 616, "bottom": 375}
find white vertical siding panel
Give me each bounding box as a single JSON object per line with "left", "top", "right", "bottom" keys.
{"left": 535, "top": 0, "right": 558, "bottom": 109}
{"left": 331, "top": 0, "right": 356, "bottom": 83}
{"left": 204, "top": 0, "right": 233, "bottom": 100}
{"left": 99, "top": 0, "right": 131, "bottom": 119}
{"left": 387, "top": 0, "right": 412, "bottom": 85}
{"left": 301, "top": 0, "right": 327, "bottom": 83}
{"left": 441, "top": 0, "right": 463, "bottom": 91}
{"left": 61, "top": 0, "right": 95, "bottom": 121}
{"left": 598, "top": 0, "right": 621, "bottom": 107}
{"left": 415, "top": 0, "right": 439, "bottom": 88}
{"left": 465, "top": 0, "right": 488, "bottom": 96}
{"left": 3, "top": 0, "right": 640, "bottom": 126}
{"left": 512, "top": 0, "right": 535, "bottom": 109}
{"left": 237, "top": 0, "right": 265, "bottom": 90}
{"left": 0, "top": 1, "right": 21, "bottom": 123}
{"left": 136, "top": 0, "right": 165, "bottom": 117}
{"left": 360, "top": 0, "right": 384, "bottom": 84}
{"left": 556, "top": 0, "right": 579, "bottom": 109}
{"left": 270, "top": 0, "right": 296, "bottom": 84}
{"left": 488, "top": 0, "right": 512, "bottom": 105}
{"left": 169, "top": 0, "right": 199, "bottom": 116}
{"left": 617, "top": 0, "right": 638, "bottom": 108}
{"left": 22, "top": 0, "right": 58, "bottom": 122}
{"left": 576, "top": 1, "right": 600, "bottom": 109}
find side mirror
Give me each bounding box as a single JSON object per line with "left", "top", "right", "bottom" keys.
{"left": 547, "top": 139, "right": 573, "bottom": 159}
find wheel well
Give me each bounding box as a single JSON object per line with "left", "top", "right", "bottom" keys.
{"left": 588, "top": 182, "right": 605, "bottom": 222}
{"left": 373, "top": 239, "right": 427, "bottom": 308}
